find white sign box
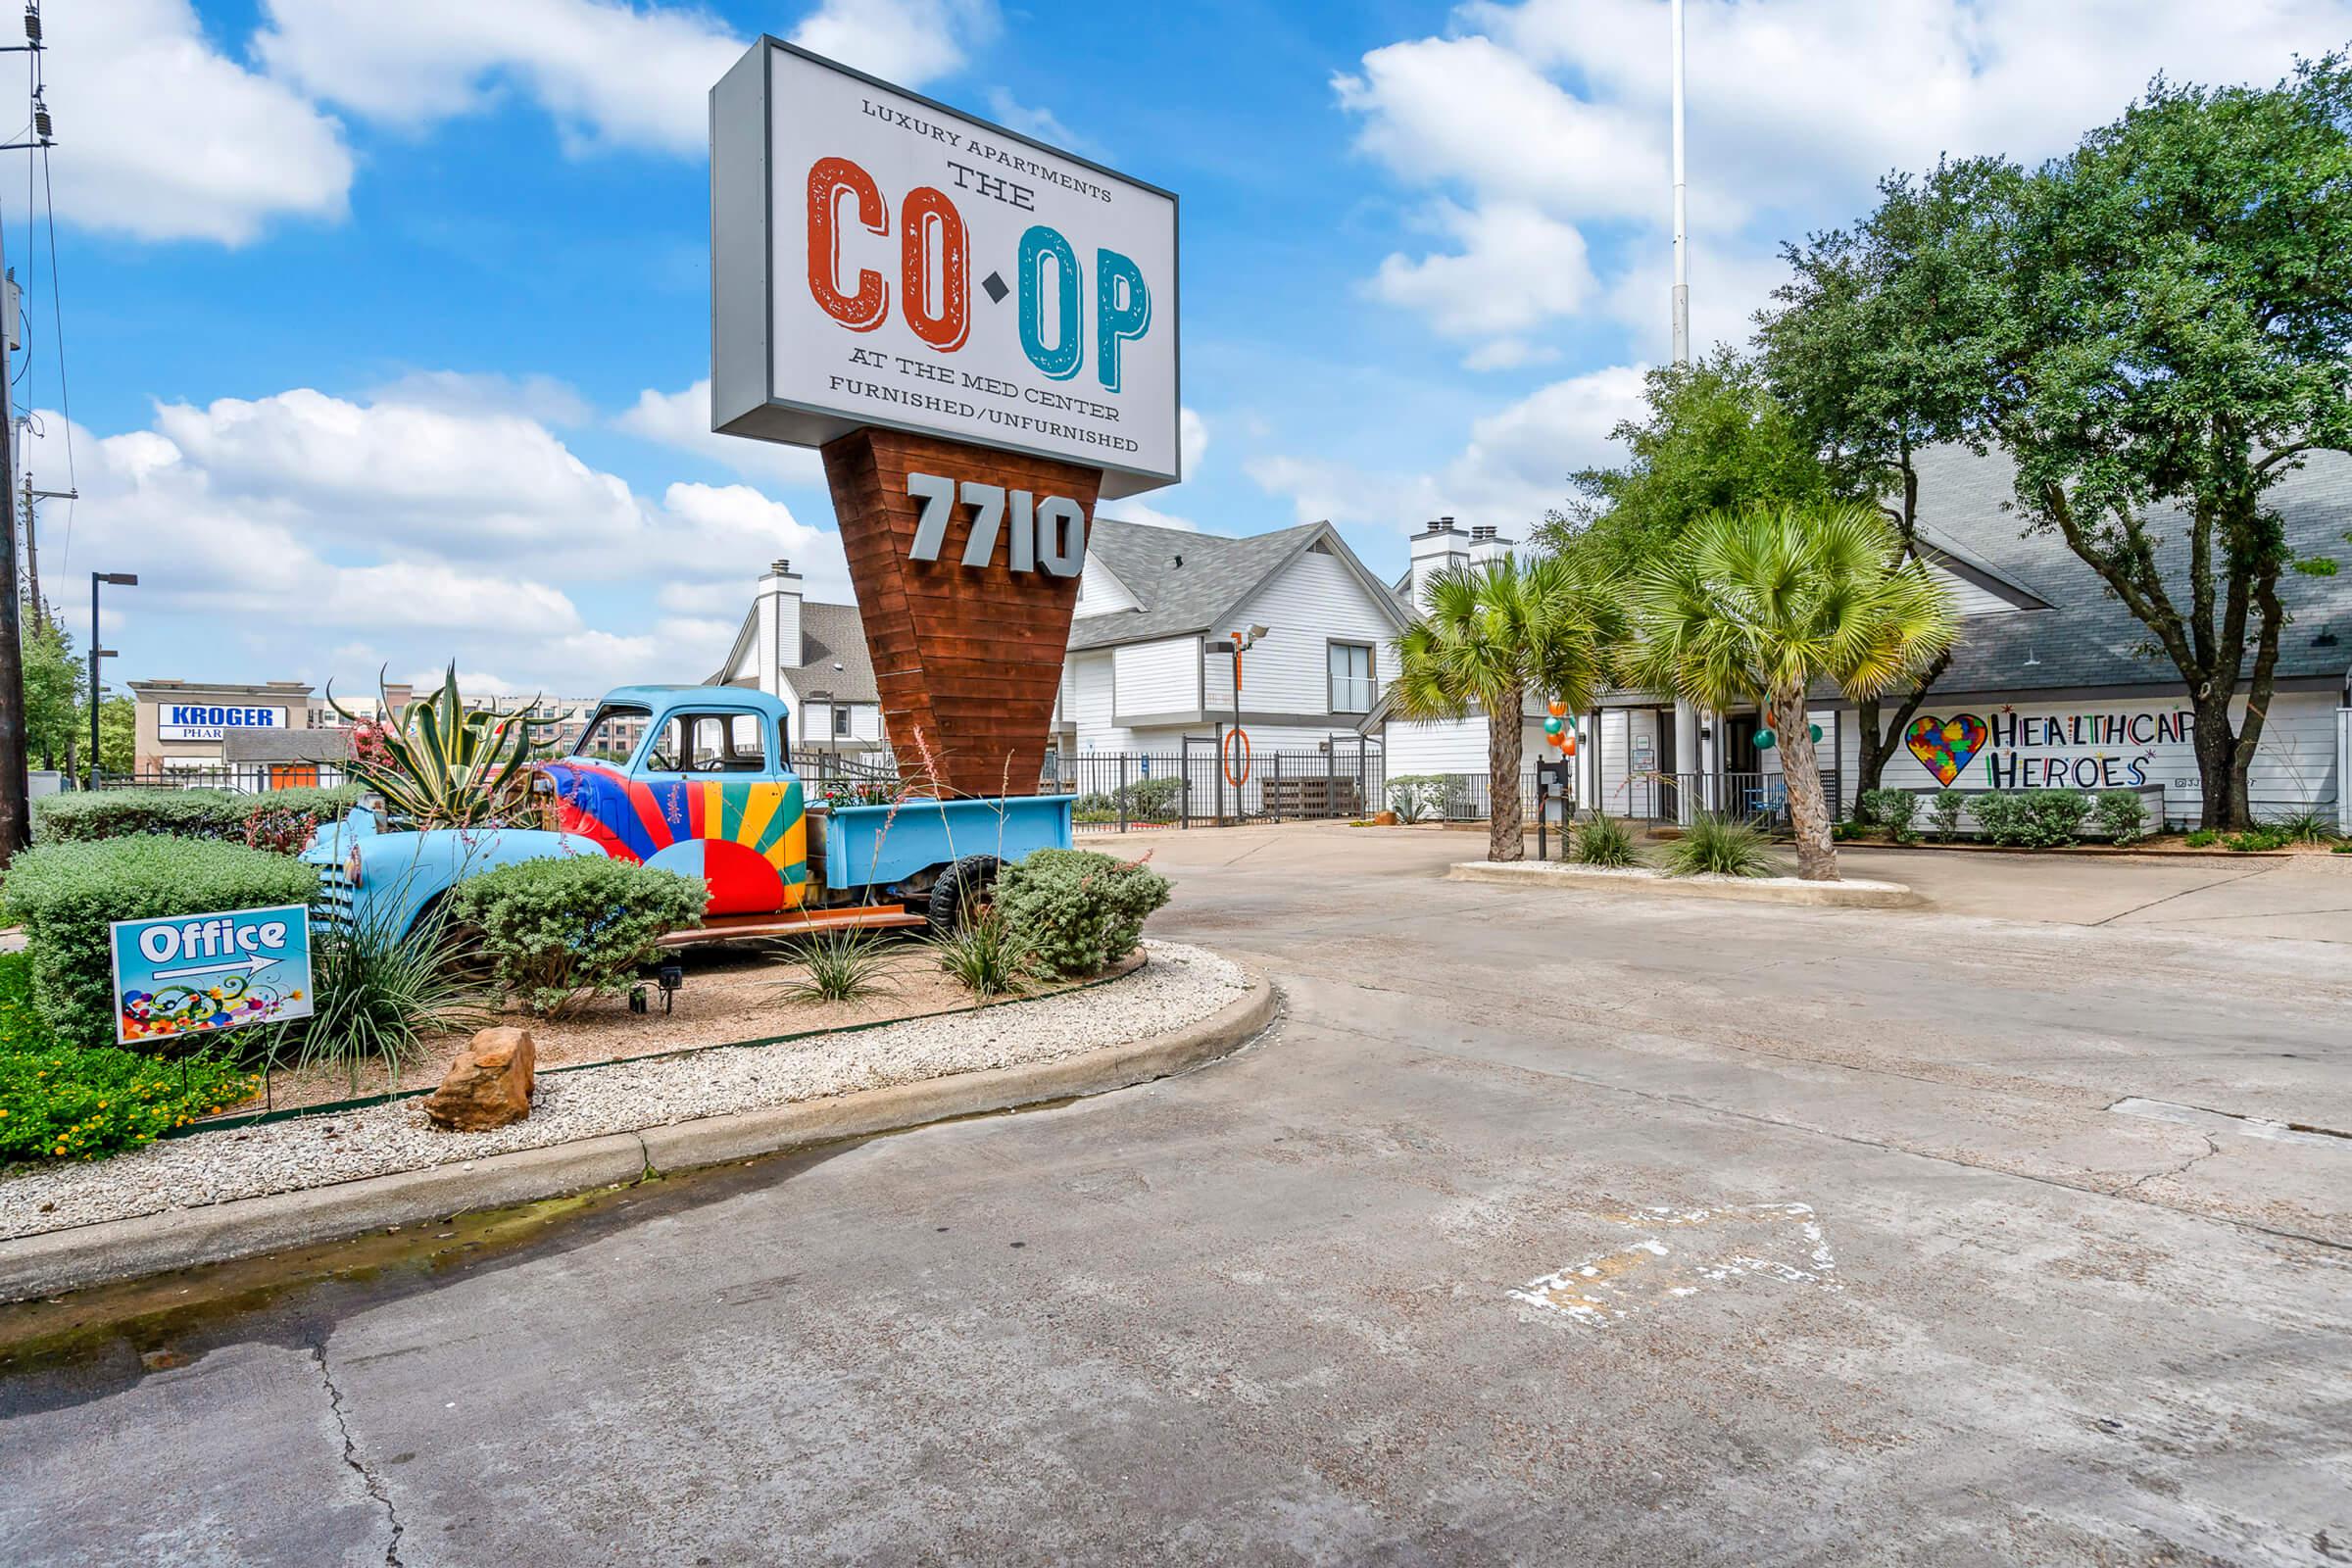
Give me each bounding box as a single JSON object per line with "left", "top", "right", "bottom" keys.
{"left": 158, "top": 705, "right": 287, "bottom": 743}
{"left": 710, "top": 40, "right": 1180, "bottom": 498}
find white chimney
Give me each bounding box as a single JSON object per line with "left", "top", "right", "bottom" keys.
{"left": 1407, "top": 516, "right": 1470, "bottom": 612}
{"left": 757, "top": 559, "right": 804, "bottom": 694}
{"left": 1469, "top": 523, "right": 1513, "bottom": 570}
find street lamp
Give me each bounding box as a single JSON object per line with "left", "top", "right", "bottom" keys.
{"left": 89, "top": 572, "right": 135, "bottom": 788}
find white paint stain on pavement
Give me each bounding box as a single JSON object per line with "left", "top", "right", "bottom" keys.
{"left": 1509, "top": 1202, "right": 1839, "bottom": 1327}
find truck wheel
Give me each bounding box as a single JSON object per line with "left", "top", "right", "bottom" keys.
{"left": 926, "top": 855, "right": 1002, "bottom": 932}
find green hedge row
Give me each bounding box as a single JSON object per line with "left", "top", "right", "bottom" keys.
{"left": 450, "top": 857, "right": 706, "bottom": 1017}
{"left": 1, "top": 837, "right": 321, "bottom": 1050}
{"left": 32, "top": 785, "right": 366, "bottom": 848}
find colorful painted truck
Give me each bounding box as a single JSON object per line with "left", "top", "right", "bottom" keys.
{"left": 303, "top": 685, "right": 1072, "bottom": 941}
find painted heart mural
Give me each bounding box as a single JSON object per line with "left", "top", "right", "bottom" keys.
{"left": 1904, "top": 713, "right": 1988, "bottom": 787}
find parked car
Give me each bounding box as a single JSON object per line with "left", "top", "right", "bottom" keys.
{"left": 303, "top": 685, "right": 1071, "bottom": 941}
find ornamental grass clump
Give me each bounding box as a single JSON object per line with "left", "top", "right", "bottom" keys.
{"left": 926, "top": 903, "right": 1037, "bottom": 1003}
{"left": 0, "top": 952, "right": 259, "bottom": 1162}
{"left": 771, "top": 923, "right": 901, "bottom": 1006}
{"left": 291, "top": 899, "right": 494, "bottom": 1092}
{"left": 1570, "top": 813, "right": 1643, "bottom": 868}
{"left": 990, "top": 848, "right": 1172, "bottom": 980}
{"left": 1659, "top": 812, "right": 1784, "bottom": 878}
{"left": 0, "top": 837, "right": 323, "bottom": 1050}
{"left": 450, "top": 858, "right": 707, "bottom": 1018}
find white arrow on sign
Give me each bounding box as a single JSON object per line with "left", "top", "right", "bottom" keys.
{"left": 149, "top": 954, "right": 282, "bottom": 982}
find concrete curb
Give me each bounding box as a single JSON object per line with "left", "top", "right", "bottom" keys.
{"left": 1447, "top": 859, "right": 1922, "bottom": 908}
{"left": 0, "top": 966, "right": 1278, "bottom": 1303}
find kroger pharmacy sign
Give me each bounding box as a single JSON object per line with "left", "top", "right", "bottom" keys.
{"left": 710, "top": 39, "right": 1179, "bottom": 498}
{"left": 158, "top": 704, "right": 287, "bottom": 743}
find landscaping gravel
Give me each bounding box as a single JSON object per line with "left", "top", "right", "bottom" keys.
{"left": 0, "top": 941, "right": 1246, "bottom": 1241}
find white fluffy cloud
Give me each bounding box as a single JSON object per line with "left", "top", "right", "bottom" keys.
{"left": 1339, "top": 0, "right": 2352, "bottom": 358}
{"left": 255, "top": 0, "right": 744, "bottom": 155}
{"left": 792, "top": 0, "right": 1000, "bottom": 88}
{"left": 33, "top": 382, "right": 849, "bottom": 692}
{"left": 44, "top": 0, "right": 354, "bottom": 244}
{"left": 1368, "top": 200, "right": 1597, "bottom": 343}
{"left": 1248, "top": 365, "right": 1647, "bottom": 534}
{"left": 614, "top": 381, "right": 828, "bottom": 488}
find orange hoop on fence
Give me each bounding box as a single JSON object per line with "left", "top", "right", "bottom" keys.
{"left": 1223, "top": 726, "right": 1252, "bottom": 787}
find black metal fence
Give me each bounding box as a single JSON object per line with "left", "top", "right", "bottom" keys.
{"left": 1045, "top": 742, "right": 1386, "bottom": 831}
{"left": 92, "top": 764, "right": 353, "bottom": 793}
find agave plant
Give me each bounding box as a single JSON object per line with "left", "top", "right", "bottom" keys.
{"left": 328, "top": 663, "right": 549, "bottom": 828}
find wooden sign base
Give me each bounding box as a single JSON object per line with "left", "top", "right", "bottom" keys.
{"left": 821, "top": 427, "right": 1099, "bottom": 799}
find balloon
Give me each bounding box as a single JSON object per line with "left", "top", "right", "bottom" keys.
{"left": 1546, "top": 698, "right": 1567, "bottom": 717}
{"left": 1543, "top": 716, "right": 1564, "bottom": 737}
{"left": 1756, "top": 730, "right": 1777, "bottom": 750}
{"left": 1810, "top": 723, "right": 1824, "bottom": 743}
{"left": 1562, "top": 737, "right": 1577, "bottom": 757}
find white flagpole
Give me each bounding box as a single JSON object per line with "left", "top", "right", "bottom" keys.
{"left": 1670, "top": 0, "right": 1690, "bottom": 367}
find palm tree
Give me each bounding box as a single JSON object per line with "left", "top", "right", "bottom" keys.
{"left": 1393, "top": 554, "right": 1620, "bottom": 863}
{"left": 1627, "top": 502, "right": 1957, "bottom": 880}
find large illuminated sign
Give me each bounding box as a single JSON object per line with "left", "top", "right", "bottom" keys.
{"left": 710, "top": 40, "right": 1180, "bottom": 498}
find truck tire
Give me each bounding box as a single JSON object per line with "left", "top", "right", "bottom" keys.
{"left": 926, "top": 855, "right": 1002, "bottom": 932}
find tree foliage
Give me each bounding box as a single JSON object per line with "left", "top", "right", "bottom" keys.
{"left": 1539, "top": 349, "right": 1831, "bottom": 576}
{"left": 1626, "top": 504, "right": 1957, "bottom": 880}
{"left": 21, "top": 612, "right": 82, "bottom": 770}
{"left": 1393, "top": 554, "right": 1620, "bottom": 862}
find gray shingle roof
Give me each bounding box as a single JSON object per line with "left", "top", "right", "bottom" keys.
{"left": 1908, "top": 444, "right": 2352, "bottom": 695}
{"left": 1067, "top": 516, "right": 1334, "bottom": 651}
{"left": 779, "top": 601, "right": 879, "bottom": 706}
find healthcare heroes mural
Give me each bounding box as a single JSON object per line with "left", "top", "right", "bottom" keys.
{"left": 1903, "top": 705, "right": 2196, "bottom": 790}
{"left": 711, "top": 39, "right": 1180, "bottom": 498}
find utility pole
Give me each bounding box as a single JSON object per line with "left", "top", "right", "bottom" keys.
{"left": 1670, "top": 0, "right": 1690, "bottom": 368}
{"left": 0, "top": 3, "right": 58, "bottom": 857}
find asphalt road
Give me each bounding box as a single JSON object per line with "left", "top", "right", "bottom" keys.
{"left": 4, "top": 825, "right": 2348, "bottom": 1566}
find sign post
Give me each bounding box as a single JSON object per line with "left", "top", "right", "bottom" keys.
{"left": 711, "top": 39, "right": 1178, "bottom": 798}
{"left": 109, "top": 905, "right": 315, "bottom": 1047}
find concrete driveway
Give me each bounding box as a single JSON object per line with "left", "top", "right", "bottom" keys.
{"left": 3, "top": 823, "right": 2346, "bottom": 1565}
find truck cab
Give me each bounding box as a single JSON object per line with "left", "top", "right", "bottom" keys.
{"left": 307, "top": 684, "right": 1074, "bottom": 941}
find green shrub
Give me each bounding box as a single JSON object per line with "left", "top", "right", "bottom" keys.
{"left": 2331, "top": 841, "right": 2352, "bottom": 855}
{"left": 991, "top": 847, "right": 1172, "bottom": 979}
{"left": 2225, "top": 826, "right": 2292, "bottom": 853}
{"left": 1929, "top": 790, "right": 1967, "bottom": 843}
{"left": 1831, "top": 819, "right": 1863, "bottom": 842}
{"left": 2184, "top": 827, "right": 2221, "bottom": 849}
{"left": 1857, "top": 788, "right": 1921, "bottom": 843}
{"left": 1660, "top": 812, "right": 1783, "bottom": 878}
{"left": 1969, "top": 791, "right": 2030, "bottom": 846}
{"left": 2019, "top": 789, "right": 2093, "bottom": 848}
{"left": 2092, "top": 790, "right": 2150, "bottom": 847}
{"left": 925, "top": 903, "right": 1037, "bottom": 1001}
{"left": 1067, "top": 774, "right": 1184, "bottom": 824}
{"left": 0, "top": 951, "right": 260, "bottom": 1161}
{"left": 450, "top": 858, "right": 706, "bottom": 1017}
{"left": 1386, "top": 775, "right": 1450, "bottom": 823}
{"left": 1, "top": 837, "right": 322, "bottom": 1050}
{"left": 1570, "top": 812, "right": 1642, "bottom": 867}
{"left": 31, "top": 785, "right": 366, "bottom": 848}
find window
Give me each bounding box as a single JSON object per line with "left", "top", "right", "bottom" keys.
{"left": 832, "top": 706, "right": 853, "bottom": 738}
{"left": 645, "top": 711, "right": 768, "bottom": 773}
{"left": 571, "top": 705, "right": 651, "bottom": 765}
{"left": 1328, "top": 643, "right": 1376, "bottom": 712}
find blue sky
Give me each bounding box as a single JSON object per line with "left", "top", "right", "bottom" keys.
{"left": 21, "top": 0, "right": 2352, "bottom": 695}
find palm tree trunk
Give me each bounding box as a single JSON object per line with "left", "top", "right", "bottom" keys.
{"left": 1488, "top": 683, "right": 1523, "bottom": 862}
{"left": 1772, "top": 686, "right": 1838, "bottom": 881}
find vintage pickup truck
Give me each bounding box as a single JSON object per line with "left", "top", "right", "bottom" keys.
{"left": 303, "top": 685, "right": 1073, "bottom": 941}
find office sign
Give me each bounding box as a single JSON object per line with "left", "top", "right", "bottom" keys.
{"left": 158, "top": 705, "right": 288, "bottom": 743}
{"left": 710, "top": 39, "right": 1180, "bottom": 498}
{"left": 110, "top": 905, "right": 315, "bottom": 1046}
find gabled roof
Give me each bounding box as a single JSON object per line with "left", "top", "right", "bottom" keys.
{"left": 778, "top": 602, "right": 879, "bottom": 706}
{"left": 1070, "top": 514, "right": 1409, "bottom": 651}
{"left": 1905, "top": 443, "right": 2352, "bottom": 694}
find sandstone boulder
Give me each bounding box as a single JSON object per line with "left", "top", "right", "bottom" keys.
{"left": 424, "top": 1027, "right": 536, "bottom": 1131}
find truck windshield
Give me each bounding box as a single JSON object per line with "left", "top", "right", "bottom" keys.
{"left": 571, "top": 705, "right": 651, "bottom": 765}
